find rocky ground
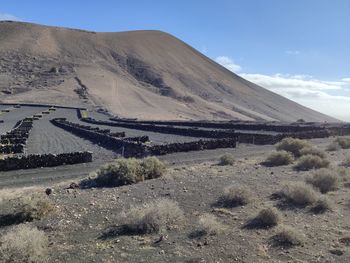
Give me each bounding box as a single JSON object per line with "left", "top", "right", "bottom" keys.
{"left": 1, "top": 136, "right": 350, "bottom": 262}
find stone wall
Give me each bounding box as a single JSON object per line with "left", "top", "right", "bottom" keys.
{"left": 110, "top": 118, "right": 326, "bottom": 133}
{"left": 83, "top": 118, "right": 237, "bottom": 138}
{"left": 51, "top": 118, "right": 148, "bottom": 158}
{"left": 148, "top": 138, "right": 237, "bottom": 155}
{"left": 0, "top": 151, "right": 92, "bottom": 171}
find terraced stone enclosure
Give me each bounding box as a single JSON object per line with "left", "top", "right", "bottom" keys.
{"left": 0, "top": 103, "right": 349, "bottom": 185}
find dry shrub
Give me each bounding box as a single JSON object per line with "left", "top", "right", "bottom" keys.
{"left": 280, "top": 182, "right": 318, "bottom": 207}
{"left": 294, "top": 154, "right": 330, "bottom": 171}
{"left": 335, "top": 137, "right": 350, "bottom": 149}
{"left": 336, "top": 167, "right": 349, "bottom": 182}
{"left": 276, "top": 138, "right": 311, "bottom": 157}
{"left": 121, "top": 199, "right": 185, "bottom": 234}
{"left": 248, "top": 207, "right": 281, "bottom": 228}
{"left": 19, "top": 194, "right": 53, "bottom": 221}
{"left": 198, "top": 214, "right": 226, "bottom": 235}
{"left": 327, "top": 141, "right": 341, "bottom": 151}
{"left": 219, "top": 154, "right": 235, "bottom": 165}
{"left": 263, "top": 151, "right": 294, "bottom": 166}
{"left": 300, "top": 147, "right": 326, "bottom": 159}
{"left": 0, "top": 224, "right": 48, "bottom": 262}
{"left": 272, "top": 226, "right": 303, "bottom": 247}
{"left": 341, "top": 157, "right": 350, "bottom": 168}
{"left": 218, "top": 185, "right": 251, "bottom": 207}
{"left": 141, "top": 157, "right": 166, "bottom": 180}
{"left": 0, "top": 194, "right": 53, "bottom": 226}
{"left": 92, "top": 157, "right": 166, "bottom": 187}
{"left": 306, "top": 168, "right": 340, "bottom": 193}
{"left": 311, "top": 197, "right": 332, "bottom": 213}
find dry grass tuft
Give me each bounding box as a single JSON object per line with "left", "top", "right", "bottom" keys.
{"left": 219, "top": 154, "right": 235, "bottom": 165}
{"left": 276, "top": 138, "right": 311, "bottom": 157}
{"left": 263, "top": 151, "right": 294, "bottom": 166}
{"left": 306, "top": 168, "right": 340, "bottom": 193}
{"left": 334, "top": 137, "right": 350, "bottom": 149}
{"left": 19, "top": 194, "right": 53, "bottom": 221}
{"left": 198, "top": 214, "right": 226, "bottom": 235}
{"left": 90, "top": 157, "right": 166, "bottom": 187}
{"left": 294, "top": 154, "right": 330, "bottom": 171}
{"left": 272, "top": 226, "right": 303, "bottom": 247}
{"left": 280, "top": 182, "right": 318, "bottom": 207}
{"left": 311, "top": 197, "right": 332, "bottom": 214}
{"left": 0, "top": 224, "right": 48, "bottom": 263}
{"left": 341, "top": 157, "right": 350, "bottom": 168}
{"left": 120, "top": 199, "right": 185, "bottom": 234}
{"left": 218, "top": 185, "right": 251, "bottom": 207}
{"left": 327, "top": 141, "right": 341, "bottom": 151}
{"left": 300, "top": 147, "right": 326, "bottom": 159}
{"left": 247, "top": 207, "right": 281, "bottom": 228}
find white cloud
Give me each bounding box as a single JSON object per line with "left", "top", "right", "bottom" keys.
{"left": 0, "top": 13, "right": 20, "bottom": 21}
{"left": 214, "top": 55, "right": 350, "bottom": 121}
{"left": 286, "top": 50, "right": 300, "bottom": 55}
{"left": 239, "top": 73, "right": 350, "bottom": 121}
{"left": 215, "top": 56, "right": 242, "bottom": 72}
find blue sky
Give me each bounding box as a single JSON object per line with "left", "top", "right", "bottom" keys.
{"left": 1, "top": 0, "right": 350, "bottom": 120}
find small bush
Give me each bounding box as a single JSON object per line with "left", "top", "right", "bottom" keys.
{"left": 280, "top": 182, "right": 318, "bottom": 207}
{"left": 141, "top": 157, "right": 166, "bottom": 180}
{"left": 311, "top": 197, "right": 332, "bottom": 213}
{"left": 341, "top": 157, "right": 350, "bottom": 168}
{"left": 120, "top": 199, "right": 185, "bottom": 234}
{"left": 300, "top": 147, "right": 326, "bottom": 159}
{"left": 335, "top": 137, "right": 350, "bottom": 149}
{"left": 218, "top": 185, "right": 251, "bottom": 207}
{"left": 20, "top": 195, "right": 53, "bottom": 221}
{"left": 263, "top": 151, "right": 294, "bottom": 166}
{"left": 336, "top": 167, "right": 349, "bottom": 181}
{"left": 92, "top": 157, "right": 166, "bottom": 187}
{"left": 276, "top": 138, "right": 311, "bottom": 157}
{"left": 219, "top": 154, "right": 235, "bottom": 165}
{"left": 198, "top": 214, "right": 226, "bottom": 235}
{"left": 0, "top": 224, "right": 48, "bottom": 262}
{"left": 294, "top": 154, "right": 330, "bottom": 171}
{"left": 306, "top": 168, "right": 340, "bottom": 193}
{"left": 272, "top": 226, "right": 303, "bottom": 247}
{"left": 326, "top": 141, "right": 341, "bottom": 151}
{"left": 247, "top": 207, "right": 281, "bottom": 228}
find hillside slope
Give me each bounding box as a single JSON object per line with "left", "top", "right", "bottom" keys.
{"left": 0, "top": 21, "right": 337, "bottom": 122}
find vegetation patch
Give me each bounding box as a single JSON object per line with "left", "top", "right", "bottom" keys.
{"left": 219, "top": 153, "right": 235, "bottom": 165}
{"left": 245, "top": 207, "right": 281, "bottom": 228}
{"left": 0, "top": 224, "right": 48, "bottom": 263}
{"left": 119, "top": 199, "right": 185, "bottom": 235}
{"left": 263, "top": 150, "right": 294, "bottom": 166}
{"left": 334, "top": 137, "right": 350, "bottom": 149}
{"left": 305, "top": 168, "right": 340, "bottom": 193}
{"left": 279, "top": 182, "right": 318, "bottom": 207}
{"left": 326, "top": 141, "right": 341, "bottom": 151}
{"left": 294, "top": 154, "right": 330, "bottom": 171}
{"left": 271, "top": 226, "right": 304, "bottom": 247}
{"left": 300, "top": 147, "right": 326, "bottom": 158}
{"left": 276, "top": 137, "right": 311, "bottom": 157}
{"left": 84, "top": 157, "right": 166, "bottom": 188}
{"left": 0, "top": 194, "right": 53, "bottom": 227}
{"left": 217, "top": 185, "right": 251, "bottom": 207}
{"left": 311, "top": 197, "right": 332, "bottom": 214}
{"left": 197, "top": 213, "right": 226, "bottom": 236}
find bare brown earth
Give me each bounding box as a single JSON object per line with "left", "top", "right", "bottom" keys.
{"left": 0, "top": 21, "right": 337, "bottom": 122}
{"left": 1, "top": 136, "right": 350, "bottom": 262}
